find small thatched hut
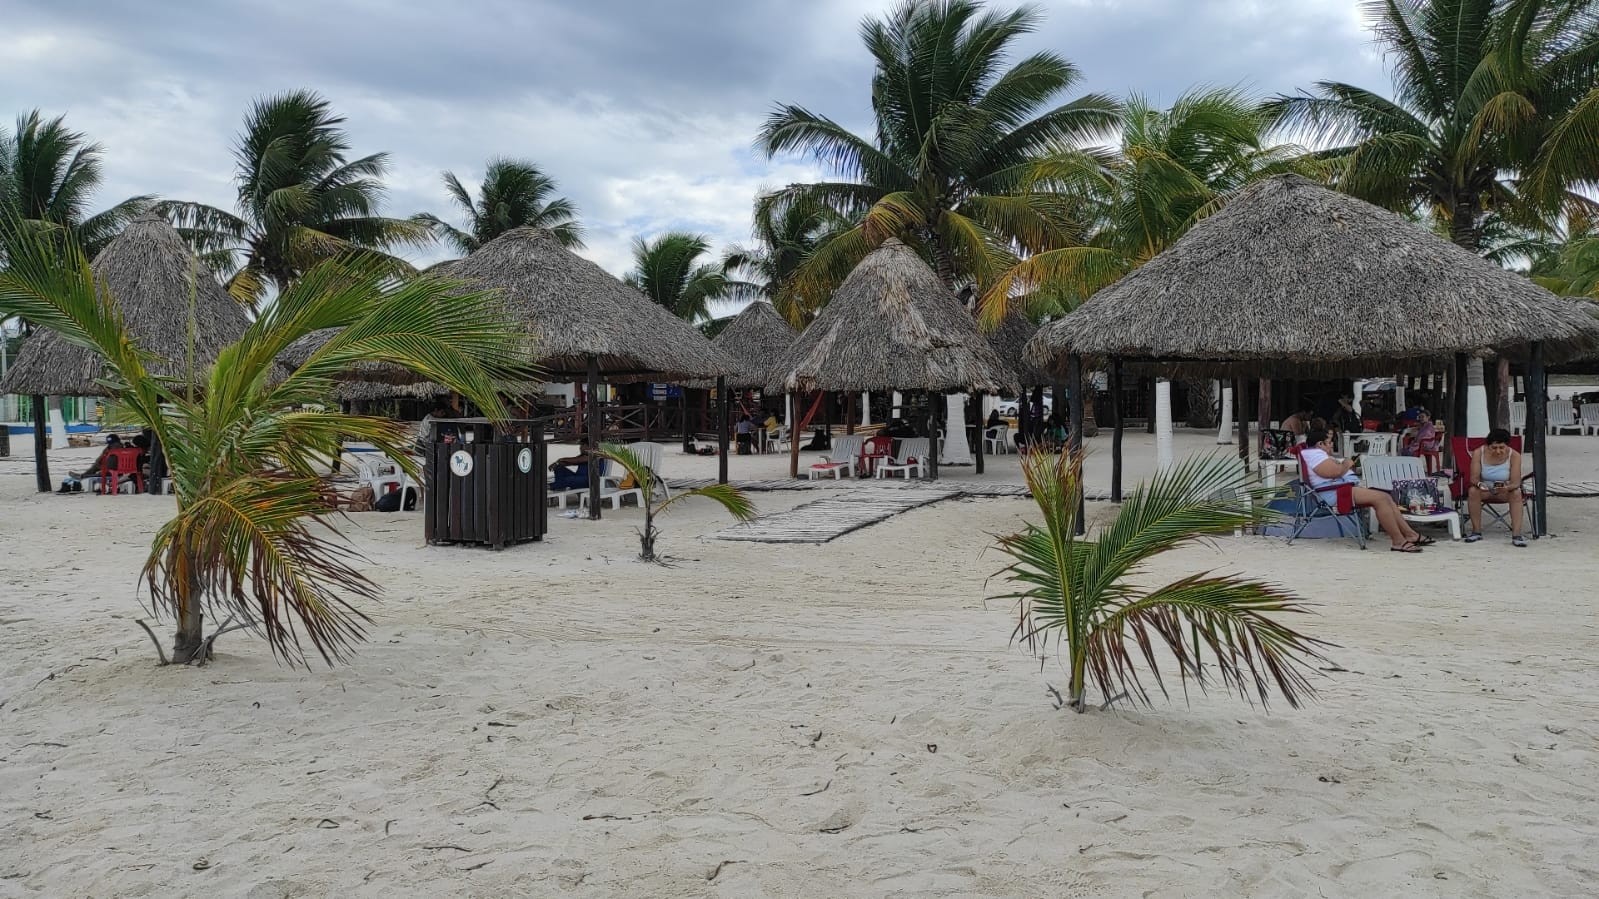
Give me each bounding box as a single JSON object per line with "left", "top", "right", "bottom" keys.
{"left": 0, "top": 216, "right": 250, "bottom": 396}
{"left": 710, "top": 301, "right": 797, "bottom": 390}
{"left": 986, "top": 311, "right": 1049, "bottom": 389}
{"left": 769, "top": 238, "right": 1009, "bottom": 477}
{"left": 1026, "top": 174, "right": 1599, "bottom": 531}
{"left": 1026, "top": 175, "right": 1599, "bottom": 378}
{"left": 771, "top": 239, "right": 1008, "bottom": 395}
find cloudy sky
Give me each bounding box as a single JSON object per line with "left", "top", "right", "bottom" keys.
{"left": 4, "top": 0, "right": 1388, "bottom": 314}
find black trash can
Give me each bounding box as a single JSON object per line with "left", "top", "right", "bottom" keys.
{"left": 424, "top": 419, "right": 546, "bottom": 549}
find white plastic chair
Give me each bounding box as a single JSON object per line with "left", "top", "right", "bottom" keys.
{"left": 1548, "top": 399, "right": 1582, "bottom": 435}
{"left": 1359, "top": 454, "right": 1461, "bottom": 540}
{"left": 1580, "top": 404, "right": 1599, "bottom": 436}
{"left": 808, "top": 435, "right": 863, "bottom": 479}
{"left": 875, "top": 437, "right": 929, "bottom": 479}
{"left": 629, "top": 441, "right": 670, "bottom": 499}
{"left": 581, "top": 458, "right": 644, "bottom": 510}
{"left": 1509, "top": 401, "right": 1526, "bottom": 435}
{"left": 984, "top": 424, "right": 1010, "bottom": 455}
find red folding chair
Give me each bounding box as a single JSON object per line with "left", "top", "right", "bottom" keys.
{"left": 1448, "top": 436, "right": 1537, "bottom": 534}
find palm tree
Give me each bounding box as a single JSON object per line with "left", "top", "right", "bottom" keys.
{"left": 594, "top": 442, "right": 755, "bottom": 562}
{"left": 0, "top": 110, "right": 154, "bottom": 257}
{"left": 624, "top": 231, "right": 732, "bottom": 322}
{"left": 161, "top": 90, "right": 429, "bottom": 307}
{"left": 993, "top": 449, "right": 1331, "bottom": 712}
{"left": 1270, "top": 0, "right": 1599, "bottom": 251}
{"left": 414, "top": 158, "right": 584, "bottom": 255}
{"left": 1, "top": 109, "right": 154, "bottom": 491}
{"left": 758, "top": 0, "right": 1118, "bottom": 310}
{"left": 723, "top": 194, "right": 852, "bottom": 327}
{"left": 980, "top": 87, "right": 1322, "bottom": 324}
{"left": 0, "top": 225, "right": 532, "bottom": 665}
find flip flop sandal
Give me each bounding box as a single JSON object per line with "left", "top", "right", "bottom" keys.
{"left": 1390, "top": 543, "right": 1424, "bottom": 553}
{"left": 1412, "top": 536, "right": 1437, "bottom": 546}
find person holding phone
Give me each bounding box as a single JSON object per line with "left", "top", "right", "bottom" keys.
{"left": 1465, "top": 428, "right": 1526, "bottom": 546}
{"left": 1301, "top": 427, "right": 1430, "bottom": 552}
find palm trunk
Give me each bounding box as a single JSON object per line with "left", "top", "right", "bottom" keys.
{"left": 170, "top": 561, "right": 205, "bottom": 664}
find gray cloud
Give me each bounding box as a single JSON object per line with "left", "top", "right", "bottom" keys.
{"left": 4, "top": 0, "right": 1389, "bottom": 311}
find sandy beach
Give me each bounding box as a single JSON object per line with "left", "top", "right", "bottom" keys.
{"left": 2, "top": 430, "right": 1597, "bottom": 897}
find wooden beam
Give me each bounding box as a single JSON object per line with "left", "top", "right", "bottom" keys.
{"left": 586, "top": 356, "right": 602, "bottom": 520}
{"left": 717, "top": 376, "right": 730, "bottom": 485}
{"left": 1527, "top": 343, "right": 1548, "bottom": 536}
{"left": 1110, "top": 358, "right": 1124, "bottom": 503}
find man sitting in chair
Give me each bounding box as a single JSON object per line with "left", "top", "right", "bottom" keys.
{"left": 1301, "top": 427, "right": 1432, "bottom": 553}
{"left": 549, "top": 447, "right": 594, "bottom": 491}
{"left": 1464, "top": 428, "right": 1527, "bottom": 547}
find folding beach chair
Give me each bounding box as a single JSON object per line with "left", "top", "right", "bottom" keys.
{"left": 1284, "top": 445, "right": 1366, "bottom": 549}
{"left": 1447, "top": 436, "right": 1538, "bottom": 535}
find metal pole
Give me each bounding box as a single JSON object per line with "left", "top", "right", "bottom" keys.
{"left": 586, "top": 356, "right": 601, "bottom": 519}
{"left": 717, "top": 375, "right": 729, "bottom": 485}
{"left": 1527, "top": 342, "right": 1548, "bottom": 537}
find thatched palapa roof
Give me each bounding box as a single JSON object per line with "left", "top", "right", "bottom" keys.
{"left": 1027, "top": 174, "right": 1599, "bottom": 379}
{"left": 0, "top": 216, "right": 250, "bottom": 396}
{"left": 986, "top": 311, "right": 1050, "bottom": 389}
{"left": 702, "top": 301, "right": 797, "bottom": 389}
{"left": 769, "top": 239, "right": 1009, "bottom": 394}
{"left": 450, "top": 227, "right": 734, "bottom": 382}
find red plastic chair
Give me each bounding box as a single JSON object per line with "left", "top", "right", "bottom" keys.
{"left": 99, "top": 447, "right": 145, "bottom": 495}
{"left": 862, "top": 435, "right": 893, "bottom": 475}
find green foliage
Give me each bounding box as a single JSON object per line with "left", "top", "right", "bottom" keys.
{"left": 595, "top": 442, "right": 756, "bottom": 562}
{"left": 0, "top": 109, "right": 154, "bottom": 259}
{"left": 159, "top": 90, "right": 429, "bottom": 307}
{"left": 624, "top": 231, "right": 733, "bottom": 322}
{"left": 981, "top": 87, "right": 1325, "bottom": 325}
{"left": 992, "top": 449, "right": 1331, "bottom": 711}
{"left": 0, "top": 220, "right": 535, "bottom": 665}
{"left": 1268, "top": 0, "right": 1599, "bottom": 251}
{"left": 724, "top": 194, "right": 853, "bottom": 327}
{"left": 414, "top": 158, "right": 584, "bottom": 254}
{"left": 759, "top": 0, "right": 1118, "bottom": 314}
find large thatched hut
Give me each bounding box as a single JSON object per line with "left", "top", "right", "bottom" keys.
{"left": 0, "top": 216, "right": 250, "bottom": 395}
{"left": 1026, "top": 175, "right": 1599, "bottom": 377}
{"left": 1026, "top": 174, "right": 1599, "bottom": 531}
{"left": 769, "top": 238, "right": 1009, "bottom": 477}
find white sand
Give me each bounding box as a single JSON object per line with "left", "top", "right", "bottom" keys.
{"left": 2, "top": 432, "right": 1597, "bottom": 897}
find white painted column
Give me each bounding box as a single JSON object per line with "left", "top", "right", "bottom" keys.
{"left": 891, "top": 391, "right": 903, "bottom": 417}
{"left": 47, "top": 396, "right": 69, "bottom": 449}
{"left": 783, "top": 393, "right": 792, "bottom": 428}
{"left": 1466, "top": 359, "right": 1489, "bottom": 437}
{"left": 1155, "top": 379, "right": 1174, "bottom": 472}
{"left": 1352, "top": 380, "right": 1367, "bottom": 418}
{"left": 1216, "top": 382, "right": 1234, "bottom": 444}
{"left": 940, "top": 393, "right": 972, "bottom": 464}
{"left": 860, "top": 391, "right": 871, "bottom": 427}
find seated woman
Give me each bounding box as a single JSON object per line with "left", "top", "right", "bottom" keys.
{"left": 1301, "top": 427, "right": 1431, "bottom": 552}
{"left": 1465, "top": 428, "right": 1526, "bottom": 547}
{"left": 59, "top": 434, "right": 123, "bottom": 492}
{"left": 549, "top": 447, "right": 594, "bottom": 491}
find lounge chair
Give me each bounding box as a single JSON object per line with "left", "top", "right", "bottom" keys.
{"left": 1547, "top": 399, "right": 1582, "bottom": 435}
{"left": 580, "top": 459, "right": 644, "bottom": 511}
{"left": 875, "top": 437, "right": 929, "bottom": 479}
{"left": 630, "top": 441, "right": 670, "bottom": 500}
{"left": 1359, "top": 455, "right": 1460, "bottom": 540}
{"left": 1581, "top": 403, "right": 1599, "bottom": 436}
{"left": 1509, "top": 400, "right": 1526, "bottom": 435}
{"left": 808, "top": 435, "right": 864, "bottom": 479}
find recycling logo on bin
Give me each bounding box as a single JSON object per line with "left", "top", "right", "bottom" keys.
{"left": 449, "top": 449, "right": 474, "bottom": 477}
{"left": 517, "top": 447, "right": 533, "bottom": 473}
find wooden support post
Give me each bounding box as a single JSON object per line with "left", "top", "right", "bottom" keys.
{"left": 1146, "top": 378, "right": 1156, "bottom": 434}
{"left": 681, "top": 388, "right": 693, "bottom": 453}
{"left": 586, "top": 356, "right": 602, "bottom": 519}
{"left": 789, "top": 391, "right": 801, "bottom": 478}
{"left": 845, "top": 391, "right": 856, "bottom": 436}
{"left": 31, "top": 395, "right": 50, "bottom": 492}
{"left": 717, "top": 376, "right": 729, "bottom": 485}
{"left": 973, "top": 394, "right": 984, "bottom": 475}
{"left": 1110, "top": 359, "right": 1124, "bottom": 503}
{"left": 926, "top": 390, "right": 940, "bottom": 481}
{"left": 1527, "top": 343, "right": 1548, "bottom": 536}
{"left": 1237, "top": 378, "right": 1252, "bottom": 474}
{"left": 1068, "top": 353, "right": 1085, "bottom": 535}
{"left": 1257, "top": 379, "right": 1271, "bottom": 436}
